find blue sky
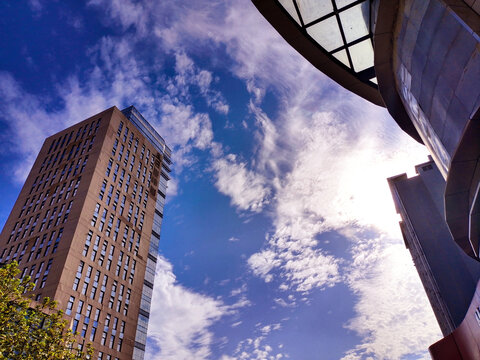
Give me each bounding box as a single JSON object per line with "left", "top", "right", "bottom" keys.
{"left": 0, "top": 1, "right": 441, "bottom": 359}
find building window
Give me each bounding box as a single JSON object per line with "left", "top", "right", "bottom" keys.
{"left": 66, "top": 296, "right": 75, "bottom": 315}
{"left": 99, "top": 180, "right": 107, "bottom": 200}
{"left": 91, "top": 235, "right": 100, "bottom": 262}
{"left": 117, "top": 122, "right": 123, "bottom": 136}
{"left": 112, "top": 139, "right": 118, "bottom": 156}
{"left": 91, "top": 203, "right": 100, "bottom": 226}
{"left": 106, "top": 185, "right": 113, "bottom": 205}
{"left": 106, "top": 158, "right": 113, "bottom": 177}
{"left": 73, "top": 261, "right": 84, "bottom": 291}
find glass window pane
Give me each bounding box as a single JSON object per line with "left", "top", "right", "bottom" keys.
{"left": 332, "top": 50, "right": 350, "bottom": 68}
{"left": 370, "top": 77, "right": 378, "bottom": 84}
{"left": 335, "top": 0, "right": 362, "bottom": 9}
{"left": 306, "top": 16, "right": 343, "bottom": 52}
{"left": 278, "top": 0, "right": 301, "bottom": 25}
{"left": 348, "top": 40, "right": 374, "bottom": 72}
{"left": 297, "top": 0, "right": 333, "bottom": 25}
{"left": 339, "top": 3, "right": 370, "bottom": 43}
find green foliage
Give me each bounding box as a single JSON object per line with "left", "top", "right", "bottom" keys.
{"left": 0, "top": 261, "right": 93, "bottom": 359}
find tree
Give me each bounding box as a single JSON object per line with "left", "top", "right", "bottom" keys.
{"left": 0, "top": 261, "right": 93, "bottom": 359}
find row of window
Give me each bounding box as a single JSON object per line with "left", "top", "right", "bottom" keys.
{"left": 72, "top": 260, "right": 132, "bottom": 317}
{"left": 74, "top": 231, "right": 136, "bottom": 296}
{"left": 97, "top": 353, "right": 119, "bottom": 360}
{"left": 9, "top": 197, "right": 74, "bottom": 245}
{"left": 17, "top": 258, "right": 53, "bottom": 290}
{"left": 1, "top": 227, "right": 64, "bottom": 266}
{"left": 116, "top": 121, "right": 155, "bottom": 170}
{"left": 106, "top": 155, "right": 153, "bottom": 198}
{"left": 79, "top": 232, "right": 137, "bottom": 284}
{"left": 91, "top": 203, "right": 143, "bottom": 256}
{"left": 102, "top": 167, "right": 150, "bottom": 209}
{"left": 66, "top": 295, "right": 125, "bottom": 353}
{"left": 94, "top": 194, "right": 145, "bottom": 231}
{"left": 30, "top": 152, "right": 87, "bottom": 195}
{"left": 40, "top": 135, "right": 95, "bottom": 177}
{"left": 83, "top": 231, "right": 137, "bottom": 281}
{"left": 46, "top": 118, "right": 101, "bottom": 157}
{"left": 41, "top": 119, "right": 101, "bottom": 175}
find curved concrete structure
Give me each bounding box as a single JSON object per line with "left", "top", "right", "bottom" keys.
{"left": 429, "top": 278, "right": 480, "bottom": 359}
{"left": 252, "top": 0, "right": 480, "bottom": 258}
{"left": 252, "top": 0, "right": 384, "bottom": 105}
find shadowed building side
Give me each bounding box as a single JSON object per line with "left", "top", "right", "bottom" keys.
{"left": 388, "top": 159, "right": 480, "bottom": 336}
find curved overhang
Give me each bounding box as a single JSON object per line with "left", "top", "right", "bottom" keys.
{"left": 252, "top": 0, "right": 423, "bottom": 143}
{"left": 373, "top": 0, "right": 423, "bottom": 143}
{"left": 252, "top": 0, "right": 384, "bottom": 106}
{"left": 445, "top": 105, "right": 480, "bottom": 259}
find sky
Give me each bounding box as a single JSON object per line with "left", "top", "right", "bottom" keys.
{"left": 0, "top": 1, "right": 442, "bottom": 359}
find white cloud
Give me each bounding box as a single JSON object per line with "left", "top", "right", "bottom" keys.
{"left": 146, "top": 256, "right": 232, "bottom": 360}
{"left": 172, "top": 52, "right": 229, "bottom": 115}
{"left": 225, "top": 335, "right": 286, "bottom": 360}
{"left": 341, "top": 235, "right": 441, "bottom": 359}
{"left": 165, "top": 177, "right": 178, "bottom": 198}
{"left": 0, "top": 72, "right": 111, "bottom": 181}
{"left": 87, "top": 0, "right": 147, "bottom": 34}
{"left": 220, "top": 355, "right": 237, "bottom": 360}
{"left": 90, "top": 2, "right": 439, "bottom": 358}
{"left": 248, "top": 250, "right": 280, "bottom": 279}
{"left": 28, "top": 0, "right": 43, "bottom": 13}
{"left": 245, "top": 90, "right": 434, "bottom": 355}
{"left": 230, "top": 284, "right": 247, "bottom": 297}
{"left": 4, "top": 0, "right": 441, "bottom": 359}
{"left": 0, "top": 34, "right": 227, "bottom": 184}
{"left": 259, "top": 323, "right": 281, "bottom": 335}
{"left": 213, "top": 154, "right": 270, "bottom": 212}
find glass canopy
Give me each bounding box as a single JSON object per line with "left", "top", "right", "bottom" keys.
{"left": 277, "top": 0, "right": 376, "bottom": 85}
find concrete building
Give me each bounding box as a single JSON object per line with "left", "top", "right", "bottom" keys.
{"left": 0, "top": 106, "right": 171, "bottom": 360}
{"left": 251, "top": 0, "right": 480, "bottom": 357}
{"left": 388, "top": 159, "right": 480, "bottom": 337}
{"left": 252, "top": 0, "right": 480, "bottom": 257}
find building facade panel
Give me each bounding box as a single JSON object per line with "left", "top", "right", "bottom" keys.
{"left": 393, "top": 0, "right": 480, "bottom": 172}
{"left": 389, "top": 160, "right": 480, "bottom": 335}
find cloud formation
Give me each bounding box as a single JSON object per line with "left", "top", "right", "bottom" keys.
{"left": 146, "top": 257, "right": 232, "bottom": 360}
{"left": 342, "top": 235, "right": 441, "bottom": 359}
{"left": 2, "top": 0, "right": 441, "bottom": 359}
{"left": 213, "top": 154, "right": 270, "bottom": 212}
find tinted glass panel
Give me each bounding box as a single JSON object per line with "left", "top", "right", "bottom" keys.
{"left": 349, "top": 40, "right": 374, "bottom": 71}
{"left": 278, "top": 0, "right": 301, "bottom": 24}
{"left": 307, "top": 16, "right": 343, "bottom": 52}
{"left": 297, "top": 0, "right": 333, "bottom": 24}
{"left": 339, "top": 3, "right": 369, "bottom": 43}
{"left": 332, "top": 50, "right": 350, "bottom": 67}
{"left": 335, "top": 0, "right": 358, "bottom": 9}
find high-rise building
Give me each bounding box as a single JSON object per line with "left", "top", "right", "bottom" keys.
{"left": 0, "top": 106, "right": 172, "bottom": 360}
{"left": 388, "top": 159, "right": 480, "bottom": 336}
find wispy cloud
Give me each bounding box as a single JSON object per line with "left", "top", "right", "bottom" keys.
{"left": 83, "top": 0, "right": 438, "bottom": 358}
{"left": 221, "top": 324, "right": 286, "bottom": 360}
{"left": 213, "top": 154, "right": 270, "bottom": 212}
{"left": 341, "top": 235, "right": 441, "bottom": 359}
{"left": 146, "top": 256, "right": 233, "bottom": 360}
{"left": 4, "top": 0, "right": 441, "bottom": 358}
